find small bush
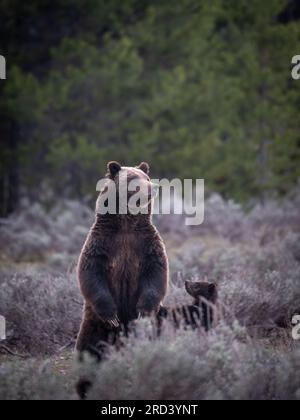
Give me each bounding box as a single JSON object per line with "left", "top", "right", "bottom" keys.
{"left": 0, "top": 268, "right": 82, "bottom": 354}
{"left": 0, "top": 359, "right": 75, "bottom": 400}
{"left": 0, "top": 200, "right": 93, "bottom": 263}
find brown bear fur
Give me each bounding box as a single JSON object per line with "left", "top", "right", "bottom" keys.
{"left": 75, "top": 162, "right": 169, "bottom": 360}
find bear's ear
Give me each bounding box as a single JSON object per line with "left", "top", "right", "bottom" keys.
{"left": 107, "top": 161, "right": 122, "bottom": 178}
{"left": 185, "top": 281, "right": 198, "bottom": 298}
{"left": 137, "top": 162, "right": 150, "bottom": 175}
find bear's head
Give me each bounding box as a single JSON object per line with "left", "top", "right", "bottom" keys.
{"left": 185, "top": 281, "right": 218, "bottom": 305}
{"left": 97, "top": 161, "right": 158, "bottom": 215}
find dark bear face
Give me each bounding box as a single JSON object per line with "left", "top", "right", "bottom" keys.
{"left": 185, "top": 281, "right": 218, "bottom": 304}
{"left": 106, "top": 161, "right": 158, "bottom": 211}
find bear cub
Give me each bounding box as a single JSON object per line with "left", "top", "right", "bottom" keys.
{"left": 157, "top": 281, "right": 218, "bottom": 331}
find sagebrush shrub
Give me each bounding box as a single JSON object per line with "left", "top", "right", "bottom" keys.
{"left": 76, "top": 320, "right": 300, "bottom": 400}
{"left": 0, "top": 268, "right": 82, "bottom": 354}
{"left": 0, "top": 200, "right": 93, "bottom": 263}
{"left": 0, "top": 359, "right": 76, "bottom": 400}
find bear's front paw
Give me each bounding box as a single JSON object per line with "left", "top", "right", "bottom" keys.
{"left": 136, "top": 298, "right": 160, "bottom": 318}
{"left": 105, "top": 315, "right": 120, "bottom": 329}
{"left": 95, "top": 305, "right": 120, "bottom": 328}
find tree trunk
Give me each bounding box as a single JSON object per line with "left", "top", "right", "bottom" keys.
{"left": 0, "top": 118, "right": 20, "bottom": 217}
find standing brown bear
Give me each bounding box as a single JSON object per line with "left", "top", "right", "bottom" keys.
{"left": 76, "top": 161, "right": 169, "bottom": 359}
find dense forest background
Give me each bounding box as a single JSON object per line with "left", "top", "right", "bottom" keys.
{"left": 1, "top": 0, "right": 300, "bottom": 217}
